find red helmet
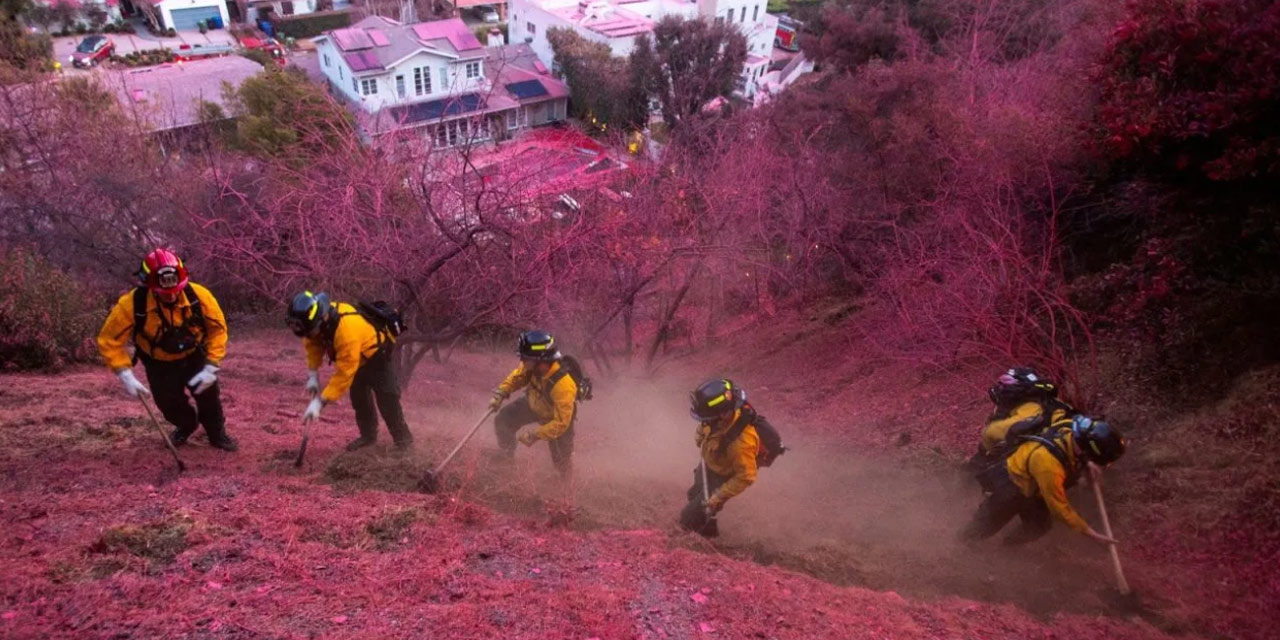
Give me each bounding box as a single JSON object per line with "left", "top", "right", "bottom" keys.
{"left": 141, "top": 248, "right": 189, "bottom": 295}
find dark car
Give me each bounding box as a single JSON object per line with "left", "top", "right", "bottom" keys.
{"left": 71, "top": 35, "right": 114, "bottom": 68}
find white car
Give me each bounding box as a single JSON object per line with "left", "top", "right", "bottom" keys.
{"left": 476, "top": 5, "right": 500, "bottom": 23}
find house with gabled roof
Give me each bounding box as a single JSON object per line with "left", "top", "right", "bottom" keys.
{"left": 313, "top": 15, "right": 569, "bottom": 149}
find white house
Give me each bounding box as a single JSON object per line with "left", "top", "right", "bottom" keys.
{"left": 236, "top": 0, "right": 348, "bottom": 23}
{"left": 508, "top": 0, "right": 787, "bottom": 99}
{"left": 314, "top": 16, "right": 569, "bottom": 147}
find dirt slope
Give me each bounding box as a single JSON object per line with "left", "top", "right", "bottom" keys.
{"left": 0, "top": 330, "right": 1206, "bottom": 639}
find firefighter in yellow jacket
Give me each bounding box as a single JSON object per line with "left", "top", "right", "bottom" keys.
{"left": 680, "top": 379, "right": 781, "bottom": 537}
{"left": 963, "top": 415, "right": 1125, "bottom": 546}
{"left": 969, "top": 367, "right": 1073, "bottom": 471}
{"left": 285, "top": 291, "right": 413, "bottom": 452}
{"left": 97, "top": 248, "right": 237, "bottom": 451}
{"left": 488, "top": 331, "right": 577, "bottom": 475}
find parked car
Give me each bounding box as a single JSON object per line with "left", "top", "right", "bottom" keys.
{"left": 239, "top": 36, "right": 287, "bottom": 66}
{"left": 71, "top": 35, "right": 114, "bottom": 68}
{"left": 476, "top": 5, "right": 500, "bottom": 23}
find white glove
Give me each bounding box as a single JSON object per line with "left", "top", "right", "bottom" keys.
{"left": 187, "top": 364, "right": 219, "bottom": 395}
{"left": 302, "top": 395, "right": 325, "bottom": 423}
{"left": 305, "top": 370, "right": 320, "bottom": 395}
{"left": 116, "top": 368, "right": 151, "bottom": 398}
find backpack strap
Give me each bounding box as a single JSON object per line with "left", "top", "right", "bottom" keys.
{"left": 183, "top": 284, "right": 206, "bottom": 331}
{"left": 131, "top": 287, "right": 150, "bottom": 344}
{"left": 1021, "top": 430, "right": 1080, "bottom": 484}
{"left": 715, "top": 406, "right": 758, "bottom": 458}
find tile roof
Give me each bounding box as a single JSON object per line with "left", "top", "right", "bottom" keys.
{"left": 319, "top": 16, "right": 484, "bottom": 74}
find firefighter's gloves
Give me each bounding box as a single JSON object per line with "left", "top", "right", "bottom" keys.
{"left": 705, "top": 496, "right": 724, "bottom": 516}
{"left": 518, "top": 430, "right": 539, "bottom": 447}
{"left": 187, "top": 364, "right": 219, "bottom": 395}
{"left": 117, "top": 368, "right": 152, "bottom": 398}
{"left": 305, "top": 369, "right": 321, "bottom": 395}
{"left": 302, "top": 395, "right": 325, "bottom": 424}
{"left": 489, "top": 391, "right": 507, "bottom": 412}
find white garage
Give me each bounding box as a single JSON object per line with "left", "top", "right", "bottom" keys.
{"left": 151, "top": 0, "right": 231, "bottom": 31}
{"left": 170, "top": 5, "right": 222, "bottom": 29}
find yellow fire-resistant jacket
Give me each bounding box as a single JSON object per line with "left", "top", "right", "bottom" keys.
{"left": 97, "top": 284, "right": 228, "bottom": 370}
{"left": 981, "top": 401, "right": 1071, "bottom": 453}
{"left": 1005, "top": 429, "right": 1088, "bottom": 532}
{"left": 496, "top": 360, "right": 577, "bottom": 441}
{"left": 697, "top": 409, "right": 760, "bottom": 508}
{"left": 303, "top": 302, "right": 389, "bottom": 404}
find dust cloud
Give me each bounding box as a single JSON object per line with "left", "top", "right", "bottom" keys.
{"left": 408, "top": 364, "right": 1126, "bottom": 619}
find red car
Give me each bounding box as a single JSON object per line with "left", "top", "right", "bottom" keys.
{"left": 71, "top": 35, "right": 114, "bottom": 68}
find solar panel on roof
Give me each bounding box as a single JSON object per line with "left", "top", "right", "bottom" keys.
{"left": 368, "top": 29, "right": 390, "bottom": 46}
{"left": 506, "top": 80, "right": 548, "bottom": 100}
{"left": 333, "top": 27, "right": 374, "bottom": 51}
{"left": 390, "top": 93, "right": 486, "bottom": 124}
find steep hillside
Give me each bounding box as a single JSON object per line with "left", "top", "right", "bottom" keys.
{"left": 0, "top": 325, "right": 1261, "bottom": 638}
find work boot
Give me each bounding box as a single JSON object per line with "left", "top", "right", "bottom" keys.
{"left": 392, "top": 437, "right": 415, "bottom": 455}
{"left": 346, "top": 436, "right": 377, "bottom": 452}
{"left": 208, "top": 434, "right": 239, "bottom": 452}
{"left": 169, "top": 427, "right": 195, "bottom": 447}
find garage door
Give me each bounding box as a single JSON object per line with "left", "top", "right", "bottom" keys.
{"left": 170, "top": 6, "right": 221, "bottom": 30}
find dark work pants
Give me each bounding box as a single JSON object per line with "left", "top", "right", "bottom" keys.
{"left": 140, "top": 354, "right": 227, "bottom": 439}
{"left": 962, "top": 470, "right": 1052, "bottom": 545}
{"left": 680, "top": 464, "right": 729, "bottom": 532}
{"left": 350, "top": 348, "right": 413, "bottom": 445}
{"left": 494, "top": 397, "right": 575, "bottom": 474}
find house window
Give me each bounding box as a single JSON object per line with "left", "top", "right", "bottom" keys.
{"left": 465, "top": 61, "right": 481, "bottom": 79}
{"left": 753, "top": 5, "right": 759, "bottom": 21}
{"left": 527, "top": 22, "right": 536, "bottom": 34}
{"left": 715, "top": 16, "right": 723, "bottom": 24}
{"left": 323, "top": 54, "right": 330, "bottom": 67}
{"left": 506, "top": 107, "right": 528, "bottom": 130}
{"left": 727, "top": 8, "right": 733, "bottom": 22}
{"left": 360, "top": 78, "right": 378, "bottom": 96}
{"left": 396, "top": 75, "right": 406, "bottom": 98}
{"left": 352, "top": 76, "right": 357, "bottom": 93}
{"left": 339, "top": 66, "right": 343, "bottom": 79}
{"left": 413, "top": 66, "right": 431, "bottom": 95}
{"left": 282, "top": 1, "right": 294, "bottom": 15}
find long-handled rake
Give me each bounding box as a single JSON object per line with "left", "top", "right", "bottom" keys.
{"left": 1093, "top": 477, "right": 1133, "bottom": 594}
{"left": 295, "top": 391, "right": 317, "bottom": 468}
{"left": 418, "top": 408, "right": 496, "bottom": 494}
{"left": 137, "top": 395, "right": 186, "bottom": 473}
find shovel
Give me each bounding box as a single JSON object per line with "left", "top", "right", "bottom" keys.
{"left": 418, "top": 408, "right": 495, "bottom": 494}
{"left": 138, "top": 395, "right": 186, "bottom": 473}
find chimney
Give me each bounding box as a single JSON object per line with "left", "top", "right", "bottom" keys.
{"left": 487, "top": 27, "right": 505, "bottom": 47}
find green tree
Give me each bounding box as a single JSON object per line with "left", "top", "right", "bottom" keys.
{"left": 222, "top": 68, "right": 357, "bottom": 159}
{"left": 0, "top": 0, "right": 52, "bottom": 71}
{"left": 546, "top": 27, "right": 646, "bottom": 132}
{"left": 629, "top": 16, "right": 747, "bottom": 130}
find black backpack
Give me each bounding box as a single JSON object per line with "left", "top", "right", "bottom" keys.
{"left": 716, "top": 404, "right": 787, "bottom": 467}
{"left": 355, "top": 301, "right": 404, "bottom": 337}
{"left": 975, "top": 423, "right": 1079, "bottom": 492}
{"left": 548, "top": 354, "right": 593, "bottom": 401}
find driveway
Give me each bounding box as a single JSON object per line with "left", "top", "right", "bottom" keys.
{"left": 51, "top": 27, "right": 238, "bottom": 65}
